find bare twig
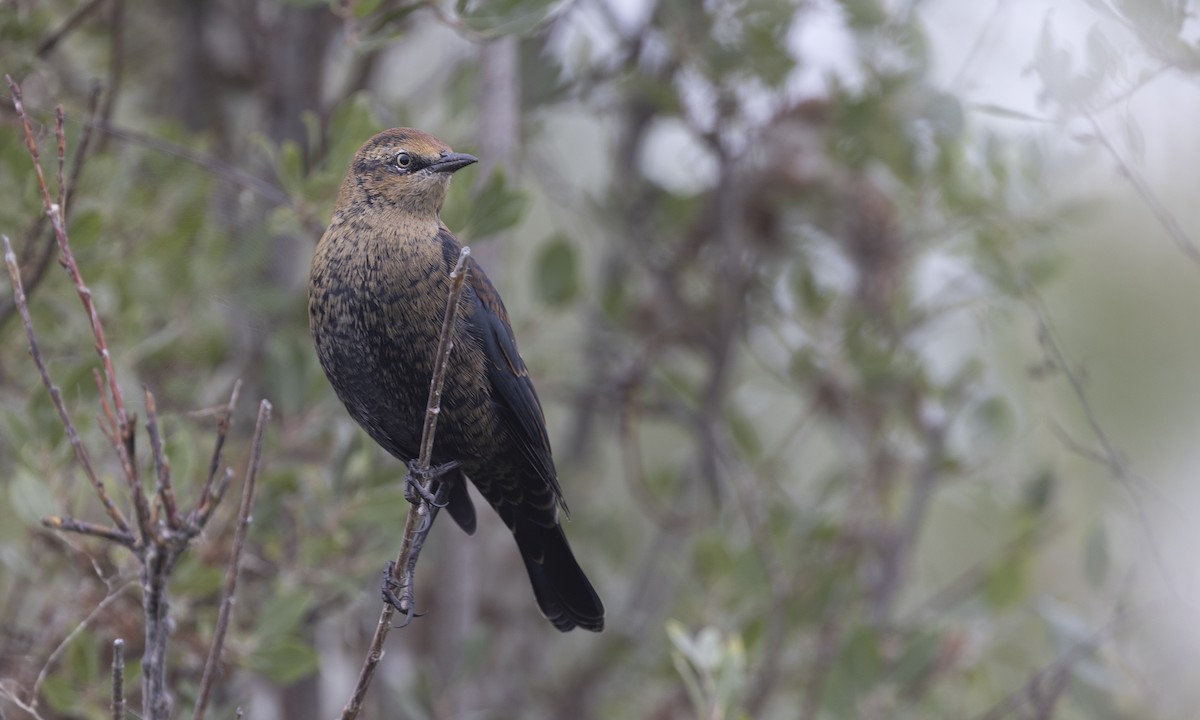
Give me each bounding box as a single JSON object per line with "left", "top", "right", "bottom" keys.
{"left": 30, "top": 578, "right": 136, "bottom": 710}
{"left": 871, "top": 412, "right": 948, "bottom": 624}
{"left": 87, "top": 119, "right": 291, "bottom": 205}
{"left": 54, "top": 107, "right": 66, "bottom": 214}
{"left": 193, "top": 381, "right": 243, "bottom": 525}
{"left": 96, "top": 0, "right": 124, "bottom": 154}
{"left": 111, "top": 638, "right": 125, "bottom": 720}
{"left": 36, "top": 0, "right": 110, "bottom": 56}
{"left": 145, "top": 389, "right": 181, "bottom": 530}
{"left": 3, "top": 234, "right": 132, "bottom": 536}
{"left": 974, "top": 606, "right": 1127, "bottom": 720}
{"left": 0, "top": 82, "right": 100, "bottom": 331}
{"left": 1086, "top": 114, "right": 1200, "bottom": 267}
{"left": 1031, "top": 300, "right": 1184, "bottom": 607}
{"left": 6, "top": 78, "right": 272, "bottom": 720}
{"left": 340, "top": 246, "right": 472, "bottom": 720}
{"left": 193, "top": 400, "right": 272, "bottom": 720}
{"left": 7, "top": 78, "right": 146, "bottom": 532}
{"left": 8, "top": 79, "right": 126, "bottom": 417}
{"left": 39, "top": 516, "right": 135, "bottom": 546}
{"left": 0, "top": 684, "right": 48, "bottom": 720}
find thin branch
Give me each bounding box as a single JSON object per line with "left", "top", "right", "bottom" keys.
{"left": 96, "top": 0, "right": 124, "bottom": 154}
{"left": 7, "top": 77, "right": 141, "bottom": 512}
{"left": 40, "top": 516, "right": 136, "bottom": 546}
{"left": 54, "top": 107, "right": 66, "bottom": 214}
{"left": 0, "top": 684, "right": 48, "bottom": 720}
{"left": 36, "top": 0, "right": 109, "bottom": 56}
{"left": 1086, "top": 113, "right": 1200, "bottom": 267}
{"left": 30, "top": 578, "right": 136, "bottom": 710}
{"left": 1032, "top": 304, "right": 1188, "bottom": 613}
{"left": 193, "top": 399, "right": 272, "bottom": 720}
{"left": 973, "top": 606, "right": 1127, "bottom": 720}
{"left": 192, "top": 381, "right": 243, "bottom": 529}
{"left": 340, "top": 247, "right": 472, "bottom": 720}
{"left": 417, "top": 248, "right": 472, "bottom": 467}
{"left": 0, "top": 81, "right": 101, "bottom": 331}
{"left": 145, "top": 388, "right": 181, "bottom": 530}
{"left": 87, "top": 120, "right": 291, "bottom": 205}
{"left": 111, "top": 638, "right": 125, "bottom": 720}
{"left": 3, "top": 234, "right": 132, "bottom": 536}
{"left": 870, "top": 413, "right": 948, "bottom": 624}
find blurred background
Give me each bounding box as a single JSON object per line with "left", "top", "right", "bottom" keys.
{"left": 3, "top": 0, "right": 1200, "bottom": 718}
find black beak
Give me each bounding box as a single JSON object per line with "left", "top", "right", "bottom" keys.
{"left": 428, "top": 152, "right": 478, "bottom": 174}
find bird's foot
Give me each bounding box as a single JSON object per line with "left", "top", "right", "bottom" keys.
{"left": 403, "top": 460, "right": 459, "bottom": 508}
{"left": 381, "top": 561, "right": 421, "bottom": 628}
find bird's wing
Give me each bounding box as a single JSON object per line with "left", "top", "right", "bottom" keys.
{"left": 439, "top": 232, "right": 567, "bottom": 514}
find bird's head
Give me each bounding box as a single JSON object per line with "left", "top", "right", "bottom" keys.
{"left": 344, "top": 128, "right": 477, "bottom": 217}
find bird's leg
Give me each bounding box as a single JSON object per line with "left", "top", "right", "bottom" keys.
{"left": 380, "top": 560, "right": 419, "bottom": 628}
{"left": 403, "top": 459, "right": 459, "bottom": 508}
{"left": 382, "top": 473, "right": 452, "bottom": 627}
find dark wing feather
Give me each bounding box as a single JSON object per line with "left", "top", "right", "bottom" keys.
{"left": 437, "top": 230, "right": 565, "bottom": 513}
{"left": 466, "top": 255, "right": 566, "bottom": 510}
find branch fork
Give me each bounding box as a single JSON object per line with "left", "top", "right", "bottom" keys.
{"left": 4, "top": 75, "right": 270, "bottom": 720}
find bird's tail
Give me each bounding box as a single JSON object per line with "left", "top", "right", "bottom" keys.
{"left": 515, "top": 520, "right": 605, "bottom": 632}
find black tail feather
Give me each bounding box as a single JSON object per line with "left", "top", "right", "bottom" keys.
{"left": 515, "top": 520, "right": 604, "bottom": 632}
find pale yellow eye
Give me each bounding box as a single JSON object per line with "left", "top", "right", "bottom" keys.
{"left": 394, "top": 152, "right": 412, "bottom": 169}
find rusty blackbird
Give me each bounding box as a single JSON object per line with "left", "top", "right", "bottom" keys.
{"left": 308, "top": 128, "right": 604, "bottom": 632}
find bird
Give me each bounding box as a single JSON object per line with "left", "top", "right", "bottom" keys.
{"left": 308, "top": 128, "right": 604, "bottom": 632}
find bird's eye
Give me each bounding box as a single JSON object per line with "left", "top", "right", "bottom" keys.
{"left": 394, "top": 152, "right": 412, "bottom": 169}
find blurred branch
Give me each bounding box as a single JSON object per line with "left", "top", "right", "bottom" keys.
{"left": 192, "top": 381, "right": 244, "bottom": 528}
{"left": 36, "top": 0, "right": 110, "bottom": 56}
{"left": 193, "top": 399, "right": 273, "bottom": 720}
{"left": 722, "top": 436, "right": 792, "bottom": 719}
{"left": 950, "top": 0, "right": 1006, "bottom": 91}
{"left": 1029, "top": 294, "right": 1181, "bottom": 594}
{"left": 29, "top": 578, "right": 136, "bottom": 709}
{"left": 870, "top": 410, "right": 947, "bottom": 624}
{"left": 974, "top": 606, "right": 1127, "bottom": 720}
{"left": 88, "top": 119, "right": 292, "bottom": 205}
{"left": 94, "top": 0, "right": 125, "bottom": 154}
{"left": 1085, "top": 113, "right": 1200, "bottom": 267}
{"left": 340, "top": 247, "right": 472, "bottom": 720}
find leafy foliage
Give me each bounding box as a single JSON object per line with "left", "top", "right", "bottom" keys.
{"left": 2, "top": 0, "right": 1194, "bottom": 718}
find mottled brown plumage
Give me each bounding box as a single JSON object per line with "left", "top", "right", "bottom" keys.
{"left": 308, "top": 128, "right": 604, "bottom": 632}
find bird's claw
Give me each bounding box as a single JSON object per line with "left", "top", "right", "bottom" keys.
{"left": 403, "top": 460, "right": 459, "bottom": 508}
{"left": 381, "top": 561, "right": 423, "bottom": 628}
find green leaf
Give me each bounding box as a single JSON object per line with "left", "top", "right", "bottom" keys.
{"left": 459, "top": 0, "right": 561, "bottom": 39}
{"left": 893, "top": 630, "right": 940, "bottom": 689}
{"left": 727, "top": 405, "right": 762, "bottom": 460}
{"left": 253, "top": 586, "right": 315, "bottom": 640}
{"left": 276, "top": 140, "right": 305, "bottom": 197}
{"left": 533, "top": 234, "right": 579, "bottom": 306}
{"left": 460, "top": 169, "right": 528, "bottom": 239}
{"left": 823, "top": 625, "right": 880, "bottom": 719}
{"left": 249, "top": 635, "right": 320, "bottom": 684}
{"left": 171, "top": 554, "right": 226, "bottom": 598}
{"left": 985, "top": 550, "right": 1031, "bottom": 609}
